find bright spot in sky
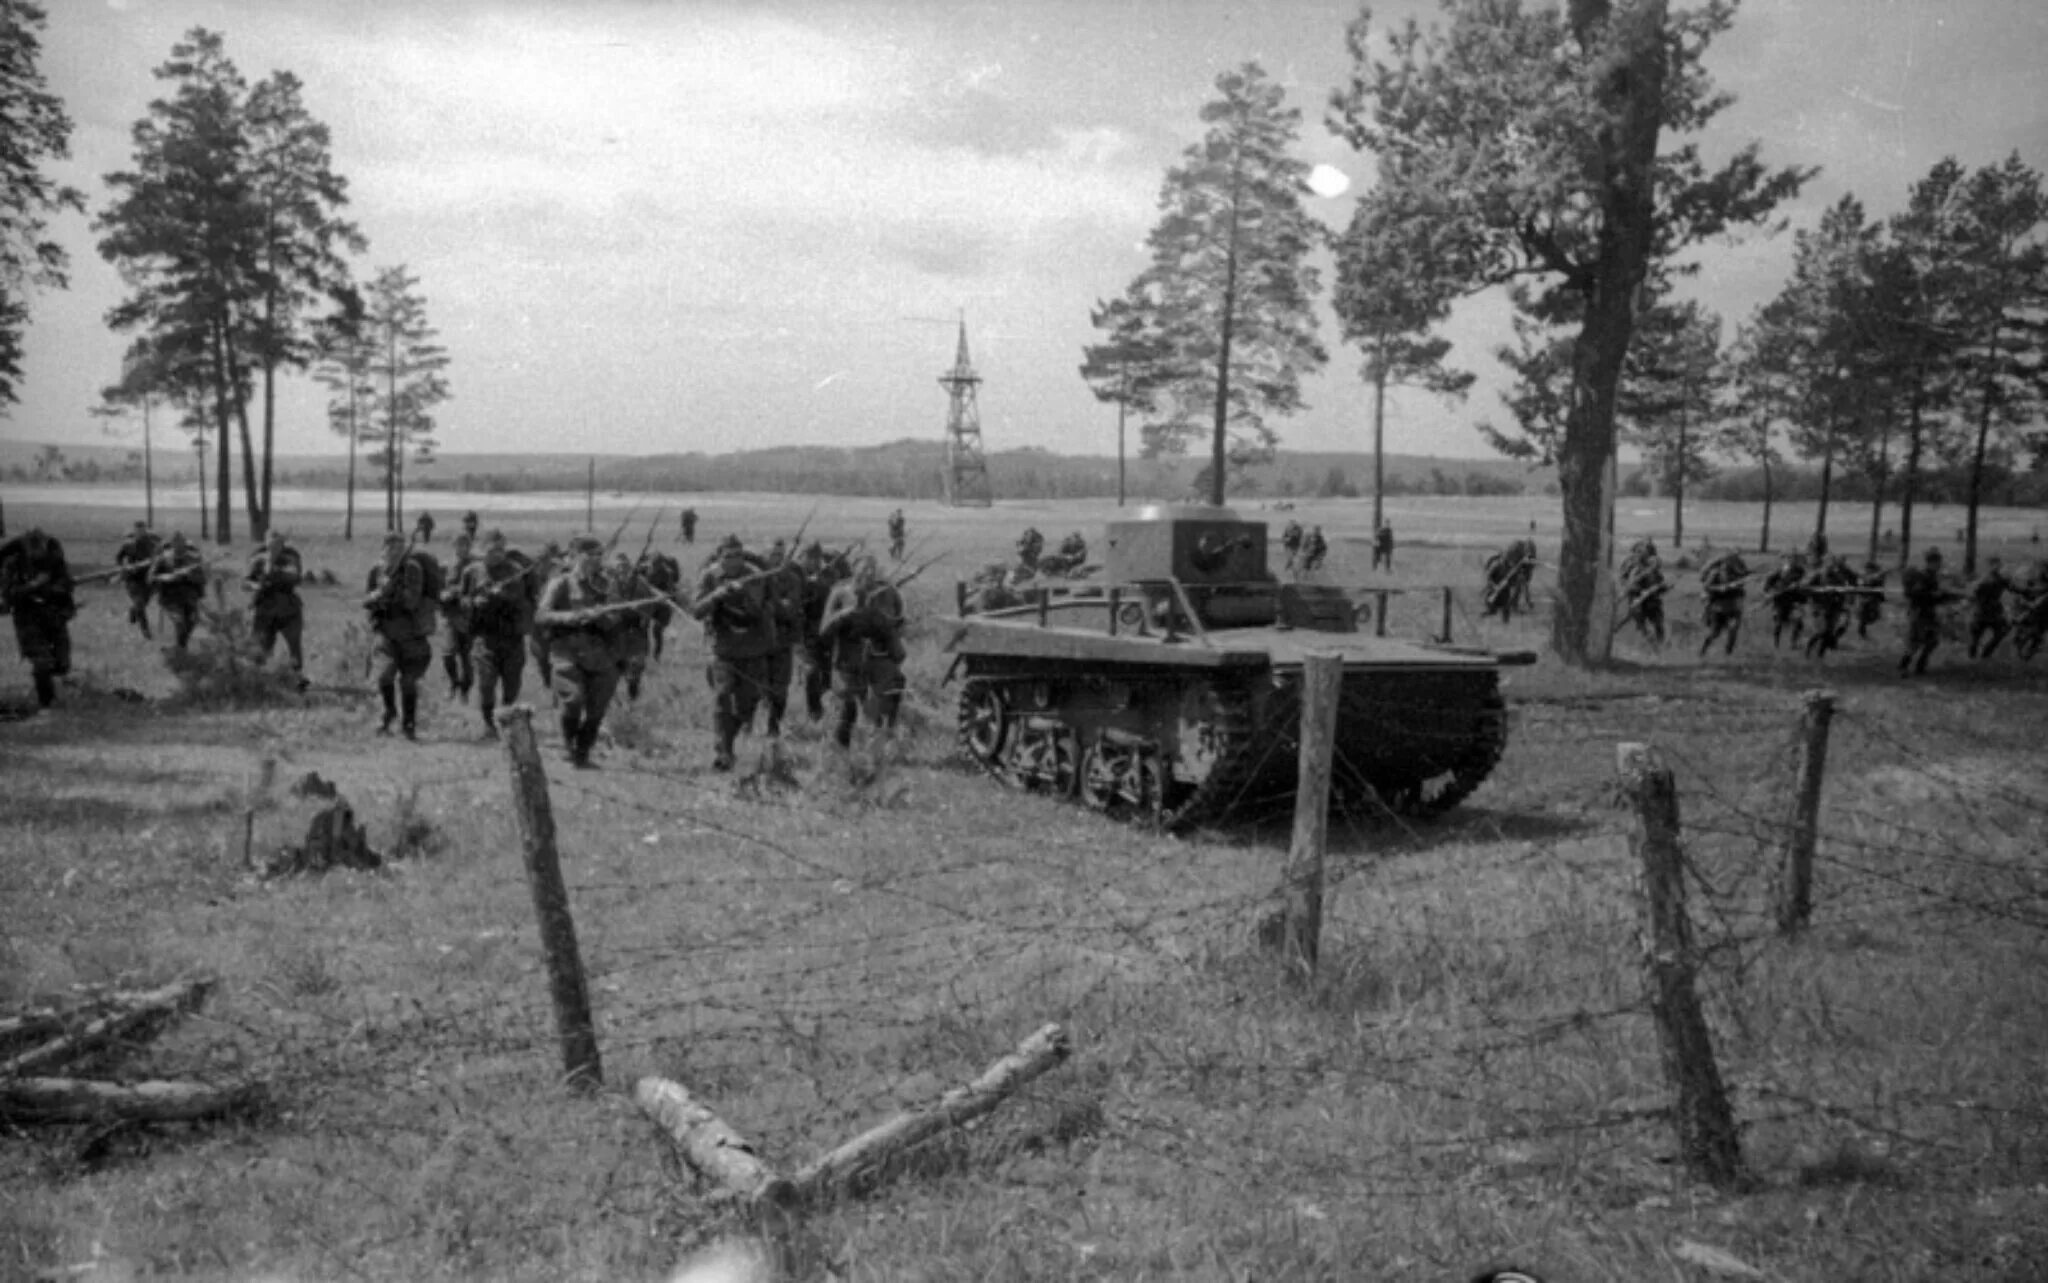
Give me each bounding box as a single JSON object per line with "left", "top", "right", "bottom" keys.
{"left": 1307, "top": 164, "right": 1352, "bottom": 198}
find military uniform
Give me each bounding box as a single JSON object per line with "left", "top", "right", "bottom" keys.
{"left": 1898, "top": 552, "right": 1955, "bottom": 676}
{"left": 819, "top": 564, "right": 906, "bottom": 750}
{"left": 1966, "top": 562, "right": 2012, "bottom": 659}
{"left": 680, "top": 508, "right": 698, "bottom": 544}
{"left": 459, "top": 539, "right": 533, "bottom": 737}
{"left": 152, "top": 537, "right": 208, "bottom": 650}
{"left": 887, "top": 509, "right": 907, "bottom": 561}
{"left": 1698, "top": 551, "right": 1749, "bottom": 657}
{"left": 439, "top": 539, "right": 478, "bottom": 701}
{"left": 1762, "top": 556, "right": 1807, "bottom": 649}
{"left": 364, "top": 543, "right": 431, "bottom": 738}
{"left": 1279, "top": 521, "right": 1303, "bottom": 571}
{"left": 1803, "top": 557, "right": 1857, "bottom": 659}
{"left": 1299, "top": 526, "right": 1329, "bottom": 573}
{"left": 115, "top": 524, "right": 160, "bottom": 638}
{"left": 608, "top": 554, "right": 657, "bottom": 701}
{"left": 535, "top": 540, "right": 626, "bottom": 767}
{"left": 1372, "top": 522, "right": 1395, "bottom": 572}
{"left": 244, "top": 538, "right": 307, "bottom": 677}
{"left": 799, "top": 547, "right": 850, "bottom": 717}
{"left": 0, "top": 529, "right": 76, "bottom": 708}
{"left": 758, "top": 549, "right": 806, "bottom": 734}
{"left": 1855, "top": 563, "right": 1886, "bottom": 638}
{"left": 2011, "top": 565, "right": 2048, "bottom": 661}
{"left": 1015, "top": 527, "right": 1045, "bottom": 573}
{"left": 1617, "top": 554, "right": 1668, "bottom": 645}
{"left": 692, "top": 540, "right": 779, "bottom": 770}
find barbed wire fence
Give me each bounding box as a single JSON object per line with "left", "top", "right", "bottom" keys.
{"left": 17, "top": 655, "right": 2042, "bottom": 1276}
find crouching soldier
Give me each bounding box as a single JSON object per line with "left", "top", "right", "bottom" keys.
{"left": 244, "top": 528, "right": 307, "bottom": 686}
{"left": 116, "top": 521, "right": 160, "bottom": 638}
{"left": 152, "top": 531, "right": 208, "bottom": 650}
{"left": 363, "top": 532, "right": 432, "bottom": 739}
{"left": 0, "top": 527, "right": 76, "bottom": 709}
{"left": 692, "top": 534, "right": 776, "bottom": 771}
{"left": 459, "top": 529, "right": 533, "bottom": 739}
{"left": 535, "top": 535, "right": 623, "bottom": 768}
{"left": 818, "top": 555, "right": 906, "bottom": 751}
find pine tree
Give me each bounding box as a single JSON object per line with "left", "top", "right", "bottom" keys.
{"left": 0, "top": 0, "right": 84, "bottom": 411}
{"left": 1079, "top": 294, "right": 1174, "bottom": 508}
{"left": 363, "top": 265, "right": 450, "bottom": 531}
{"left": 1330, "top": 0, "right": 1811, "bottom": 663}
{"left": 1109, "top": 63, "right": 1327, "bottom": 506}
{"left": 1330, "top": 186, "right": 1476, "bottom": 530}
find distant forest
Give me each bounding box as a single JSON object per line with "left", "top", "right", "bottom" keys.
{"left": 6, "top": 438, "right": 2046, "bottom": 507}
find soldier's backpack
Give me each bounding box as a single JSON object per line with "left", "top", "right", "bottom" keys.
{"left": 406, "top": 549, "right": 445, "bottom": 632}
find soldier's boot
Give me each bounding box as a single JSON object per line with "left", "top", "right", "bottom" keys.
{"left": 377, "top": 685, "right": 398, "bottom": 735}
{"left": 805, "top": 671, "right": 826, "bottom": 721}
{"left": 712, "top": 713, "right": 738, "bottom": 771}
{"left": 573, "top": 721, "right": 601, "bottom": 769}
{"left": 766, "top": 699, "right": 784, "bottom": 738}
{"left": 32, "top": 671, "right": 56, "bottom": 709}
{"left": 833, "top": 702, "right": 857, "bottom": 750}
{"left": 626, "top": 673, "right": 641, "bottom": 702}
{"left": 443, "top": 654, "right": 461, "bottom": 694}
{"left": 479, "top": 704, "right": 499, "bottom": 740}
{"left": 400, "top": 689, "right": 419, "bottom": 741}
{"left": 560, "top": 711, "right": 583, "bottom": 764}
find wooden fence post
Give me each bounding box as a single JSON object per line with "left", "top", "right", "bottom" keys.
{"left": 1776, "top": 689, "right": 1836, "bottom": 936}
{"left": 1440, "top": 585, "right": 1454, "bottom": 643}
{"left": 501, "top": 706, "right": 603, "bottom": 1092}
{"left": 1373, "top": 589, "right": 1389, "bottom": 637}
{"left": 1618, "top": 742, "right": 1743, "bottom": 1187}
{"left": 1274, "top": 652, "right": 1343, "bottom": 977}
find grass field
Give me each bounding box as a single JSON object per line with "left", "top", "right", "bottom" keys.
{"left": 2, "top": 487, "right": 2045, "bottom": 1282}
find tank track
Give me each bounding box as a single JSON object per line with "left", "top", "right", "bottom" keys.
{"left": 955, "top": 675, "right": 1265, "bottom": 831}
{"left": 955, "top": 671, "right": 1507, "bottom": 830}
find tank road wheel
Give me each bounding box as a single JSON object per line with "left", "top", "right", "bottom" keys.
{"left": 958, "top": 681, "right": 1009, "bottom": 765}
{"left": 1010, "top": 716, "right": 1078, "bottom": 797}
{"left": 1080, "top": 736, "right": 1161, "bottom": 815}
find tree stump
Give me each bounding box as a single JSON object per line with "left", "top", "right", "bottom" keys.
{"left": 264, "top": 799, "right": 381, "bottom": 876}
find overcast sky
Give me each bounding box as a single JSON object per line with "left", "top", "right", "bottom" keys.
{"left": 7, "top": 0, "right": 2045, "bottom": 464}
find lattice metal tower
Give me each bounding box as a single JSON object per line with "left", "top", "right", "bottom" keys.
{"left": 939, "top": 317, "right": 993, "bottom": 507}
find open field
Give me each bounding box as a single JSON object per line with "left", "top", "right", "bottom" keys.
{"left": 3, "top": 488, "right": 2046, "bottom": 1282}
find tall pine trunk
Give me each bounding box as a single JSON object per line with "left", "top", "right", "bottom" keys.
{"left": 209, "top": 320, "right": 234, "bottom": 545}
{"left": 344, "top": 397, "right": 358, "bottom": 540}
{"left": 1896, "top": 376, "right": 1928, "bottom": 571}
{"left": 1961, "top": 320, "right": 2006, "bottom": 575}
{"left": 1758, "top": 458, "right": 1773, "bottom": 552}
{"left": 1552, "top": 0, "right": 1666, "bottom": 665}
{"left": 1371, "top": 353, "right": 1389, "bottom": 533}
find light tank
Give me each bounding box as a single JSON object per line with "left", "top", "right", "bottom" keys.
{"left": 943, "top": 505, "right": 1533, "bottom": 830}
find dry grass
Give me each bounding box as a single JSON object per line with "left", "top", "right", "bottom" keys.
{"left": 1, "top": 491, "right": 2045, "bottom": 1282}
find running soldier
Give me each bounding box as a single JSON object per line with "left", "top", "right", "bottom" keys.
{"left": 364, "top": 532, "right": 432, "bottom": 739}
{"left": 693, "top": 534, "right": 778, "bottom": 770}
{"left": 1371, "top": 520, "right": 1394, "bottom": 571}
{"left": 607, "top": 550, "right": 657, "bottom": 701}
{"left": 534, "top": 534, "right": 625, "bottom": 767}
{"left": 1803, "top": 555, "right": 1857, "bottom": 659}
{"left": 818, "top": 554, "right": 906, "bottom": 750}
{"left": 1762, "top": 553, "right": 1808, "bottom": 650}
{"left": 243, "top": 528, "right": 307, "bottom": 685}
{"left": 1616, "top": 550, "right": 1668, "bottom": 645}
{"left": 152, "top": 530, "right": 208, "bottom": 650}
{"left": 438, "top": 532, "right": 478, "bottom": 702}
{"left": 1698, "top": 550, "right": 1750, "bottom": 657}
{"left": 679, "top": 507, "right": 698, "bottom": 544}
{"left": 115, "top": 520, "right": 160, "bottom": 638}
{"left": 1855, "top": 561, "right": 1887, "bottom": 639}
{"left": 1481, "top": 544, "right": 1520, "bottom": 623}
{"left": 460, "top": 510, "right": 480, "bottom": 542}
{"left": 1279, "top": 521, "right": 1304, "bottom": 572}
{"left": 458, "top": 530, "right": 533, "bottom": 739}
{"left": 414, "top": 510, "right": 436, "bottom": 544}
{"left": 757, "top": 540, "right": 807, "bottom": 735}
{"left": 887, "top": 509, "right": 908, "bottom": 561}
{"left": 1966, "top": 557, "right": 2013, "bottom": 659}
{"left": 1300, "top": 526, "right": 1329, "bottom": 573}
{"left": 0, "top": 527, "right": 76, "bottom": 710}
{"left": 1898, "top": 547, "right": 1958, "bottom": 677}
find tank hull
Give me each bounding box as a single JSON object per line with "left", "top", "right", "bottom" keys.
{"left": 950, "top": 630, "right": 1508, "bottom": 830}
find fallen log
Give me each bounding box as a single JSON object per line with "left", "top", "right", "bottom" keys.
{"left": 0, "top": 1075, "right": 262, "bottom": 1125}
{"left": 0, "top": 1008, "right": 70, "bottom": 1056}
{"left": 633, "top": 1077, "right": 794, "bottom": 1208}
{"left": 788, "top": 1022, "right": 1070, "bottom": 1202}
{"left": 0, "top": 978, "right": 213, "bottom": 1079}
